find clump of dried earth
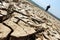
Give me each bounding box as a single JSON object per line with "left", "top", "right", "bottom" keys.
{"left": 0, "top": 0, "right": 60, "bottom": 40}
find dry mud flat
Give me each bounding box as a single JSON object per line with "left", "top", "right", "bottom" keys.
{"left": 0, "top": 0, "right": 60, "bottom": 40}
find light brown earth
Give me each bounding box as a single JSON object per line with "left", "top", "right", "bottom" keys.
{"left": 0, "top": 0, "right": 60, "bottom": 40}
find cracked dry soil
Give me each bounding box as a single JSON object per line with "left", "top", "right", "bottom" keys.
{"left": 0, "top": 0, "right": 60, "bottom": 40}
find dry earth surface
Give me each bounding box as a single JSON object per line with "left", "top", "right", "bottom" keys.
{"left": 0, "top": 0, "right": 60, "bottom": 40}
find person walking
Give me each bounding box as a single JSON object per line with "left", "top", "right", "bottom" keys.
{"left": 45, "top": 5, "right": 50, "bottom": 11}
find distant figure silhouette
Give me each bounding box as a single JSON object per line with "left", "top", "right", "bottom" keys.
{"left": 45, "top": 5, "right": 50, "bottom": 11}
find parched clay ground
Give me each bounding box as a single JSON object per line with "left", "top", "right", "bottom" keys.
{"left": 0, "top": 0, "right": 60, "bottom": 40}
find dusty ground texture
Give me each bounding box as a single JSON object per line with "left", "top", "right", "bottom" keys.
{"left": 0, "top": 0, "right": 60, "bottom": 40}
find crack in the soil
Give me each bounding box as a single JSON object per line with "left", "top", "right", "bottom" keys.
{"left": 2, "top": 23, "right": 14, "bottom": 40}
